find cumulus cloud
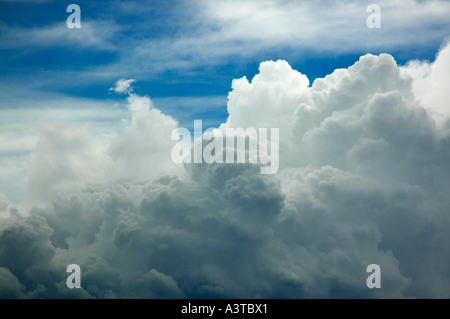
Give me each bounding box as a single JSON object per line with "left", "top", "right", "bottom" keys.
{"left": 0, "top": 86, "right": 127, "bottom": 203}
{"left": 109, "top": 79, "right": 136, "bottom": 95}
{"left": 26, "top": 92, "right": 181, "bottom": 204}
{"left": 401, "top": 39, "right": 450, "bottom": 127}
{"left": 1, "top": 42, "right": 450, "bottom": 298}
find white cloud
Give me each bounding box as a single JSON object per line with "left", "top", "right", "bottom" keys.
{"left": 88, "top": 0, "right": 450, "bottom": 77}
{"left": 26, "top": 92, "right": 182, "bottom": 204}
{"left": 110, "top": 79, "right": 136, "bottom": 95}
{"left": 0, "top": 42, "right": 449, "bottom": 298}
{"left": 401, "top": 39, "right": 450, "bottom": 127}
{"left": 4, "top": 0, "right": 448, "bottom": 84}
{"left": 0, "top": 21, "right": 119, "bottom": 50}
{"left": 196, "top": 0, "right": 450, "bottom": 53}
{"left": 0, "top": 84, "right": 225, "bottom": 203}
{"left": 0, "top": 85, "right": 126, "bottom": 203}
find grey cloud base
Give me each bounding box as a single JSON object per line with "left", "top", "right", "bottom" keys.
{"left": 1, "top": 44, "right": 450, "bottom": 298}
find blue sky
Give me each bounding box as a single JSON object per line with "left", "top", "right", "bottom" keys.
{"left": 1, "top": 0, "right": 447, "bottom": 106}
{"left": 0, "top": 0, "right": 450, "bottom": 203}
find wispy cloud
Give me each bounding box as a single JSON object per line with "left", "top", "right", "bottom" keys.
{"left": 76, "top": 0, "right": 450, "bottom": 79}
{"left": 0, "top": 20, "right": 120, "bottom": 50}
{"left": 2, "top": 0, "right": 449, "bottom": 86}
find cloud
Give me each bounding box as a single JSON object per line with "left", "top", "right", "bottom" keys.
{"left": 26, "top": 92, "right": 181, "bottom": 204}
{"left": 198, "top": 0, "right": 450, "bottom": 54}
{"left": 85, "top": 0, "right": 450, "bottom": 78}
{"left": 0, "top": 21, "right": 119, "bottom": 50}
{"left": 0, "top": 85, "right": 127, "bottom": 203}
{"left": 1, "top": 42, "right": 450, "bottom": 298}
{"left": 3, "top": 0, "right": 448, "bottom": 88}
{"left": 401, "top": 39, "right": 450, "bottom": 127}
{"left": 110, "top": 79, "right": 136, "bottom": 95}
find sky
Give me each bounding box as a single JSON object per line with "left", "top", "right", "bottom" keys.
{"left": 0, "top": 0, "right": 449, "bottom": 298}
